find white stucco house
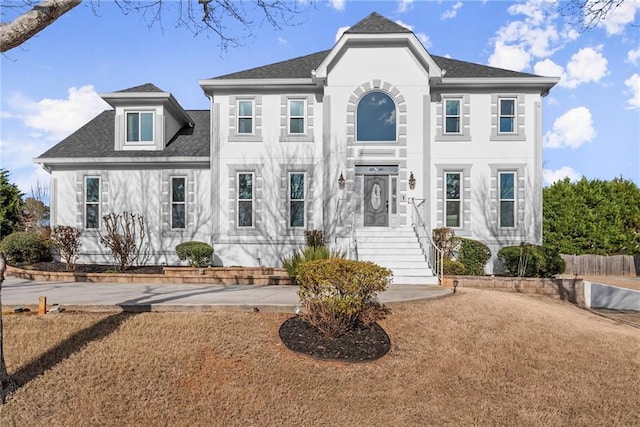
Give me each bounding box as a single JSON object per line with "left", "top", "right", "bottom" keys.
{"left": 35, "top": 12, "right": 558, "bottom": 283}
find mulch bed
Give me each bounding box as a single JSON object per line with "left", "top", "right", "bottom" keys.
{"left": 279, "top": 316, "right": 391, "bottom": 362}
{"left": 19, "top": 262, "right": 163, "bottom": 274}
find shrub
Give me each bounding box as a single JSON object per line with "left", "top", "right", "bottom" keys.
{"left": 304, "top": 230, "right": 325, "bottom": 248}
{"left": 99, "top": 211, "right": 146, "bottom": 272}
{"left": 281, "top": 245, "right": 345, "bottom": 278}
{"left": 497, "top": 244, "right": 566, "bottom": 278}
{"left": 456, "top": 238, "right": 491, "bottom": 276}
{"left": 0, "top": 231, "right": 50, "bottom": 264}
{"left": 443, "top": 259, "right": 465, "bottom": 275}
{"left": 51, "top": 226, "right": 82, "bottom": 271}
{"left": 432, "top": 227, "right": 458, "bottom": 258}
{"left": 176, "top": 241, "right": 214, "bottom": 267}
{"left": 297, "top": 259, "right": 392, "bottom": 338}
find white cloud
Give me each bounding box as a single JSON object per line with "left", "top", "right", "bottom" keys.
{"left": 488, "top": 41, "right": 531, "bottom": 71}
{"left": 441, "top": 2, "right": 463, "bottom": 20}
{"left": 562, "top": 46, "right": 609, "bottom": 88}
{"left": 335, "top": 25, "right": 350, "bottom": 42}
{"left": 624, "top": 73, "right": 640, "bottom": 109}
{"left": 534, "top": 58, "right": 563, "bottom": 77}
{"left": 395, "top": 20, "right": 413, "bottom": 31}
{"left": 544, "top": 106, "right": 596, "bottom": 149}
{"left": 397, "top": 0, "right": 414, "bottom": 14}
{"left": 327, "top": 0, "right": 345, "bottom": 11}
{"left": 628, "top": 45, "right": 640, "bottom": 65}
{"left": 543, "top": 166, "right": 582, "bottom": 185}
{"left": 598, "top": 0, "right": 640, "bottom": 35}
{"left": 10, "top": 85, "right": 108, "bottom": 141}
{"left": 277, "top": 37, "right": 287, "bottom": 45}
{"left": 416, "top": 32, "right": 431, "bottom": 49}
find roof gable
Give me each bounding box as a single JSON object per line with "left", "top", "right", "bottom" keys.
{"left": 117, "top": 83, "right": 165, "bottom": 93}
{"left": 345, "top": 12, "right": 411, "bottom": 34}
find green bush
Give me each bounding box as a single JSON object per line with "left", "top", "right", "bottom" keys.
{"left": 296, "top": 259, "right": 392, "bottom": 338}
{"left": 0, "top": 231, "right": 50, "bottom": 264}
{"left": 176, "top": 241, "right": 214, "bottom": 267}
{"left": 443, "top": 259, "right": 465, "bottom": 275}
{"left": 281, "top": 245, "right": 345, "bottom": 278}
{"left": 456, "top": 238, "right": 491, "bottom": 276}
{"left": 497, "top": 244, "right": 566, "bottom": 278}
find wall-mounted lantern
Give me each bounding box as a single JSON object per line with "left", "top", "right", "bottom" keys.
{"left": 338, "top": 172, "right": 345, "bottom": 189}
{"left": 408, "top": 171, "right": 416, "bottom": 190}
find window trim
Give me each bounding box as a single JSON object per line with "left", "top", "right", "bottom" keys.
{"left": 237, "top": 172, "right": 255, "bottom": 228}
{"left": 84, "top": 176, "right": 100, "bottom": 229}
{"left": 444, "top": 172, "right": 462, "bottom": 228}
{"left": 444, "top": 99, "right": 462, "bottom": 135}
{"left": 170, "top": 176, "right": 186, "bottom": 230}
{"left": 287, "top": 99, "right": 306, "bottom": 135}
{"left": 125, "top": 111, "right": 154, "bottom": 144}
{"left": 236, "top": 99, "right": 255, "bottom": 135}
{"left": 498, "top": 98, "right": 517, "bottom": 134}
{"left": 498, "top": 171, "right": 516, "bottom": 228}
{"left": 288, "top": 172, "right": 306, "bottom": 228}
{"left": 356, "top": 90, "right": 398, "bottom": 143}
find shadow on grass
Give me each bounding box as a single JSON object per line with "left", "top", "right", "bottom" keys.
{"left": 10, "top": 311, "right": 144, "bottom": 389}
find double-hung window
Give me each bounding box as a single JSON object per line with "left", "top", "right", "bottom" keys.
{"left": 445, "top": 172, "right": 461, "bottom": 228}
{"left": 288, "top": 99, "right": 306, "bottom": 134}
{"left": 126, "top": 112, "right": 154, "bottom": 142}
{"left": 499, "top": 172, "right": 516, "bottom": 228}
{"left": 85, "top": 177, "right": 100, "bottom": 229}
{"left": 444, "top": 99, "right": 461, "bottom": 134}
{"left": 238, "top": 173, "right": 254, "bottom": 227}
{"left": 289, "top": 173, "right": 305, "bottom": 227}
{"left": 499, "top": 99, "right": 516, "bottom": 134}
{"left": 237, "top": 100, "right": 254, "bottom": 134}
{"left": 171, "top": 177, "right": 186, "bottom": 229}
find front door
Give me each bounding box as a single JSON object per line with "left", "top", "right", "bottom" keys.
{"left": 364, "top": 175, "right": 389, "bottom": 226}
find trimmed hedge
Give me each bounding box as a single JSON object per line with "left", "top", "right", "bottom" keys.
{"left": 443, "top": 259, "right": 465, "bottom": 275}
{"left": 497, "top": 244, "right": 566, "bottom": 278}
{"left": 176, "top": 241, "right": 214, "bottom": 267}
{"left": 297, "top": 259, "right": 391, "bottom": 338}
{"left": 456, "top": 238, "right": 491, "bottom": 276}
{"left": 0, "top": 231, "right": 50, "bottom": 264}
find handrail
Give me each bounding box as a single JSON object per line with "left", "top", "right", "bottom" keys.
{"left": 409, "top": 197, "right": 444, "bottom": 286}
{"left": 336, "top": 198, "right": 358, "bottom": 260}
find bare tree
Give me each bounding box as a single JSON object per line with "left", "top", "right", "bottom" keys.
{"left": 559, "top": 0, "right": 630, "bottom": 30}
{"left": 0, "top": 253, "right": 17, "bottom": 404}
{"left": 1, "top": 0, "right": 309, "bottom": 53}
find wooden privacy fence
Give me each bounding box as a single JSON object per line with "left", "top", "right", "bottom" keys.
{"left": 561, "top": 254, "right": 639, "bottom": 276}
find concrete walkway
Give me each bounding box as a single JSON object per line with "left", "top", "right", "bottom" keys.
{"left": 1, "top": 277, "right": 452, "bottom": 313}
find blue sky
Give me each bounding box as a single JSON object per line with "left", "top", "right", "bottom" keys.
{"left": 1, "top": 0, "right": 639, "bottom": 196}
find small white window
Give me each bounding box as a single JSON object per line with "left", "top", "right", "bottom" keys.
{"left": 444, "top": 99, "right": 461, "bottom": 134}
{"left": 84, "top": 176, "right": 100, "bottom": 229}
{"left": 445, "top": 172, "right": 461, "bottom": 228}
{"left": 126, "top": 112, "right": 154, "bottom": 142}
{"left": 289, "top": 172, "right": 305, "bottom": 227}
{"left": 499, "top": 99, "right": 516, "bottom": 134}
{"left": 171, "top": 177, "right": 186, "bottom": 229}
{"left": 237, "top": 100, "right": 254, "bottom": 134}
{"left": 237, "top": 172, "right": 254, "bottom": 227}
{"left": 499, "top": 172, "right": 516, "bottom": 228}
{"left": 288, "top": 99, "right": 306, "bottom": 134}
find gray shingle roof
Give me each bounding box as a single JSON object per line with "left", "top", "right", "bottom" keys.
{"left": 116, "top": 83, "right": 165, "bottom": 93}
{"left": 213, "top": 50, "right": 539, "bottom": 80}
{"left": 37, "top": 110, "right": 210, "bottom": 159}
{"left": 345, "top": 12, "right": 411, "bottom": 34}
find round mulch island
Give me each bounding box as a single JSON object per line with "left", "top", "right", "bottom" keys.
{"left": 279, "top": 316, "right": 391, "bottom": 362}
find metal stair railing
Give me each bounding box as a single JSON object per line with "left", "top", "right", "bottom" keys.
{"left": 410, "top": 197, "right": 444, "bottom": 286}
{"left": 337, "top": 198, "right": 358, "bottom": 261}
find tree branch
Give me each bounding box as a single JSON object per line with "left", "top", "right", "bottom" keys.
{"left": 0, "top": 0, "right": 82, "bottom": 53}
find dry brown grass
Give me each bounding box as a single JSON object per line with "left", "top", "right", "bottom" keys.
{"left": 1, "top": 289, "right": 639, "bottom": 426}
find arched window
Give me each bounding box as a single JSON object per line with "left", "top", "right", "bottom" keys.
{"left": 356, "top": 91, "right": 396, "bottom": 142}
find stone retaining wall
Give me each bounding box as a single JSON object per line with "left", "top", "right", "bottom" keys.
{"left": 444, "top": 276, "right": 585, "bottom": 307}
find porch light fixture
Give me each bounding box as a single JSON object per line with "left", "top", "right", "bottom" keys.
{"left": 408, "top": 171, "right": 416, "bottom": 190}
{"left": 338, "top": 172, "right": 345, "bottom": 189}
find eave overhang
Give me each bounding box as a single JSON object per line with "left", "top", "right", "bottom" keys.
{"left": 198, "top": 78, "right": 317, "bottom": 94}
{"left": 34, "top": 156, "right": 210, "bottom": 172}
{"left": 434, "top": 77, "right": 560, "bottom": 96}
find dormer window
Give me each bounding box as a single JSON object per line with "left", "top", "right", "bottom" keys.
{"left": 126, "top": 111, "right": 154, "bottom": 143}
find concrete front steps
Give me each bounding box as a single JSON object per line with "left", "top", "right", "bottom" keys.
{"left": 356, "top": 226, "right": 438, "bottom": 285}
